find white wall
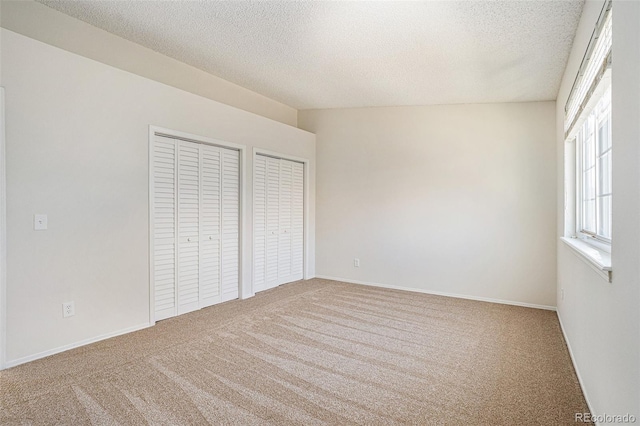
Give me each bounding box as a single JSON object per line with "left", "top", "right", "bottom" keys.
{"left": 0, "top": 1, "right": 297, "bottom": 127}
{"left": 556, "top": 0, "right": 639, "bottom": 418}
{"left": 1, "top": 29, "right": 315, "bottom": 366}
{"left": 299, "top": 102, "right": 556, "bottom": 308}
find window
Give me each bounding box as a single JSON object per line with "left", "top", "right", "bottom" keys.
{"left": 565, "top": 1, "right": 612, "bottom": 247}
{"left": 576, "top": 86, "right": 611, "bottom": 242}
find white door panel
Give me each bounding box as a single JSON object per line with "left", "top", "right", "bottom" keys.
{"left": 152, "top": 136, "right": 177, "bottom": 321}
{"left": 290, "top": 161, "right": 304, "bottom": 280}
{"left": 253, "top": 155, "right": 267, "bottom": 292}
{"left": 278, "top": 160, "right": 293, "bottom": 279}
{"left": 200, "top": 145, "right": 221, "bottom": 307}
{"left": 177, "top": 141, "right": 200, "bottom": 315}
{"left": 221, "top": 149, "right": 239, "bottom": 301}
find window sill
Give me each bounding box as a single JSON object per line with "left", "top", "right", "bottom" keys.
{"left": 561, "top": 237, "right": 612, "bottom": 283}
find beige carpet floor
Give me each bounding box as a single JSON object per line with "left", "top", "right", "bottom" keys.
{"left": 1, "top": 279, "right": 590, "bottom": 425}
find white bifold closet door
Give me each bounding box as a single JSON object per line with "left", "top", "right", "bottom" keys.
{"left": 152, "top": 135, "right": 239, "bottom": 321}
{"left": 254, "top": 154, "right": 303, "bottom": 293}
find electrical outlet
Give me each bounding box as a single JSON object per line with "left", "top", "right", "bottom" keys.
{"left": 561, "top": 288, "right": 565, "bottom": 301}
{"left": 63, "top": 301, "right": 75, "bottom": 318}
{"left": 354, "top": 258, "right": 360, "bottom": 267}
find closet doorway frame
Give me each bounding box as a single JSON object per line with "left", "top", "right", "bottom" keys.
{"left": 148, "top": 126, "right": 246, "bottom": 325}
{"left": 252, "top": 148, "right": 311, "bottom": 295}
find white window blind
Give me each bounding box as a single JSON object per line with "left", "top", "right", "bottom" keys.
{"left": 564, "top": 1, "right": 612, "bottom": 139}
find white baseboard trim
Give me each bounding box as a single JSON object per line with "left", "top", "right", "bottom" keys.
{"left": 4, "top": 322, "right": 151, "bottom": 369}
{"left": 557, "top": 312, "right": 597, "bottom": 425}
{"left": 314, "top": 275, "right": 557, "bottom": 311}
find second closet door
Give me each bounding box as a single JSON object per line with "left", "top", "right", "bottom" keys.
{"left": 254, "top": 155, "right": 304, "bottom": 293}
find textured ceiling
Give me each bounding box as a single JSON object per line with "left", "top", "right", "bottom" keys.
{"left": 38, "top": 0, "right": 584, "bottom": 110}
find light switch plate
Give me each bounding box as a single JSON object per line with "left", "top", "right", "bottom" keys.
{"left": 34, "top": 214, "right": 48, "bottom": 230}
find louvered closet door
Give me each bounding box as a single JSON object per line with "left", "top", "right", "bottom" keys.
{"left": 253, "top": 155, "right": 304, "bottom": 293}
{"left": 221, "top": 149, "right": 240, "bottom": 301}
{"left": 177, "top": 141, "right": 200, "bottom": 315}
{"left": 152, "top": 135, "right": 240, "bottom": 321}
{"left": 199, "top": 145, "right": 221, "bottom": 307}
{"left": 152, "top": 136, "right": 177, "bottom": 321}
